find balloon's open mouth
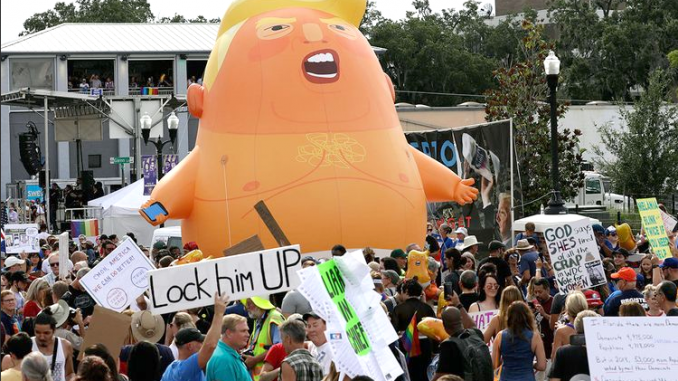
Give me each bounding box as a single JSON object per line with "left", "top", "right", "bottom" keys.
{"left": 303, "top": 49, "right": 339, "bottom": 84}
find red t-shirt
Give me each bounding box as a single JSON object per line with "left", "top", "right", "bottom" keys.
{"left": 23, "top": 300, "right": 41, "bottom": 319}
{"left": 263, "top": 342, "right": 287, "bottom": 380}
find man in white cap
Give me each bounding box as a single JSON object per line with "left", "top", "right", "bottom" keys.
{"left": 452, "top": 227, "right": 468, "bottom": 249}
{"left": 3, "top": 256, "right": 24, "bottom": 274}
{"left": 605, "top": 226, "right": 619, "bottom": 251}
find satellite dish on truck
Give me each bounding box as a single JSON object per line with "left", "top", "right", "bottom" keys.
{"left": 480, "top": 3, "right": 493, "bottom": 16}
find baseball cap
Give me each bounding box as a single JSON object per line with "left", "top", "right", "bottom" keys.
{"left": 174, "top": 327, "right": 205, "bottom": 346}
{"left": 606, "top": 226, "right": 617, "bottom": 235}
{"left": 659, "top": 257, "right": 678, "bottom": 269}
{"left": 303, "top": 312, "right": 324, "bottom": 322}
{"left": 4, "top": 256, "right": 23, "bottom": 268}
{"left": 242, "top": 296, "right": 275, "bottom": 310}
{"left": 592, "top": 224, "right": 605, "bottom": 235}
{"left": 454, "top": 227, "right": 468, "bottom": 236}
{"left": 301, "top": 255, "right": 319, "bottom": 265}
{"left": 583, "top": 289, "right": 603, "bottom": 307}
{"left": 612, "top": 248, "right": 630, "bottom": 257}
{"left": 390, "top": 249, "right": 407, "bottom": 259}
{"left": 381, "top": 269, "right": 401, "bottom": 285}
{"left": 183, "top": 241, "right": 199, "bottom": 251}
{"left": 153, "top": 241, "right": 167, "bottom": 250}
{"left": 611, "top": 267, "right": 636, "bottom": 282}
{"left": 488, "top": 240, "right": 505, "bottom": 251}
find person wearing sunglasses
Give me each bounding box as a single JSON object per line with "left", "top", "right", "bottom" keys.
{"left": 605, "top": 226, "right": 620, "bottom": 251}
{"left": 40, "top": 254, "right": 73, "bottom": 286}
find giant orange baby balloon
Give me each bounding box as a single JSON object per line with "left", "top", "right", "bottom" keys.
{"left": 140, "top": 0, "right": 478, "bottom": 257}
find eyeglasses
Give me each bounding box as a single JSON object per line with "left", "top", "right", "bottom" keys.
{"left": 49, "top": 263, "right": 59, "bottom": 267}
{"left": 485, "top": 284, "right": 500, "bottom": 290}
{"left": 2, "top": 299, "right": 16, "bottom": 303}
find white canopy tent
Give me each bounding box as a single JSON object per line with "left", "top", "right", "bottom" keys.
{"left": 514, "top": 214, "right": 602, "bottom": 233}
{"left": 87, "top": 179, "right": 179, "bottom": 246}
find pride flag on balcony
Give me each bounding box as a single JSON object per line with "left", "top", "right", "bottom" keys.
{"left": 141, "top": 87, "right": 159, "bottom": 95}
{"left": 70, "top": 219, "right": 99, "bottom": 238}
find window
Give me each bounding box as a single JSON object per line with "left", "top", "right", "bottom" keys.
{"left": 88, "top": 154, "right": 102, "bottom": 169}
{"left": 10, "top": 58, "right": 55, "bottom": 91}
{"left": 585, "top": 178, "right": 601, "bottom": 194}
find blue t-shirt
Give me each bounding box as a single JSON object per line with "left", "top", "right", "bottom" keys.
{"left": 206, "top": 341, "right": 250, "bottom": 381}
{"left": 161, "top": 353, "right": 205, "bottom": 381}
{"left": 603, "top": 289, "right": 647, "bottom": 317}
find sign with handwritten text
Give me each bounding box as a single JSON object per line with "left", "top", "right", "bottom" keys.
{"left": 80, "top": 239, "right": 156, "bottom": 312}
{"left": 638, "top": 198, "right": 673, "bottom": 260}
{"left": 585, "top": 317, "right": 678, "bottom": 381}
{"left": 468, "top": 310, "right": 498, "bottom": 332}
{"left": 544, "top": 218, "right": 606, "bottom": 293}
{"left": 147, "top": 245, "right": 301, "bottom": 315}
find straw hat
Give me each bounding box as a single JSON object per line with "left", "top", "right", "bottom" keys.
{"left": 515, "top": 239, "right": 534, "bottom": 251}
{"left": 459, "top": 236, "right": 483, "bottom": 251}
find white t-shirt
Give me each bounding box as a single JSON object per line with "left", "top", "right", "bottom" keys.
{"left": 307, "top": 341, "right": 332, "bottom": 375}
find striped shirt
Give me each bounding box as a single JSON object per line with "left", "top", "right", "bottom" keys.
{"left": 280, "top": 349, "right": 323, "bottom": 381}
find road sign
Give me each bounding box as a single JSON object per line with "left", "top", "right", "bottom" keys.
{"left": 110, "top": 156, "right": 134, "bottom": 165}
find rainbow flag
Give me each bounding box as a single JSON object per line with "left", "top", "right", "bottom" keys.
{"left": 70, "top": 219, "right": 99, "bottom": 237}
{"left": 400, "top": 312, "right": 421, "bottom": 361}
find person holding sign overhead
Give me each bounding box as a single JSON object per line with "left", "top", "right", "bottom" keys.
{"left": 161, "top": 293, "right": 230, "bottom": 381}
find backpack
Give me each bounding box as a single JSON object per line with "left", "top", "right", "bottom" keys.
{"left": 448, "top": 329, "right": 493, "bottom": 381}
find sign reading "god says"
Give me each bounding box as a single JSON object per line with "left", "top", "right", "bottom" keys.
{"left": 147, "top": 245, "right": 301, "bottom": 314}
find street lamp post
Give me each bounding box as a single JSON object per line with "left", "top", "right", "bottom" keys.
{"left": 543, "top": 50, "right": 567, "bottom": 215}
{"left": 141, "top": 111, "right": 179, "bottom": 226}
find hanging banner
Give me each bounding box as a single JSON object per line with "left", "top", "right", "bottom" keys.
{"left": 405, "top": 120, "right": 518, "bottom": 249}
{"left": 163, "top": 154, "right": 179, "bottom": 175}
{"left": 26, "top": 185, "right": 44, "bottom": 202}
{"left": 80, "top": 239, "right": 156, "bottom": 312}
{"left": 544, "top": 218, "right": 606, "bottom": 293}
{"left": 147, "top": 245, "right": 302, "bottom": 315}
{"left": 3, "top": 223, "right": 39, "bottom": 253}
{"left": 585, "top": 317, "right": 678, "bottom": 380}
{"left": 637, "top": 198, "right": 673, "bottom": 260}
{"left": 142, "top": 155, "right": 156, "bottom": 196}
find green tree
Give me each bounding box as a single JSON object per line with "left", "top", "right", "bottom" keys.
{"left": 485, "top": 20, "right": 584, "bottom": 216}
{"left": 21, "top": 0, "right": 154, "bottom": 36}
{"left": 359, "top": 0, "right": 384, "bottom": 37}
{"left": 593, "top": 70, "right": 678, "bottom": 200}
{"left": 368, "top": 1, "right": 511, "bottom": 106}
{"left": 549, "top": 0, "right": 678, "bottom": 101}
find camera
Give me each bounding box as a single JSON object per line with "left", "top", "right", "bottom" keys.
{"left": 68, "top": 308, "right": 77, "bottom": 319}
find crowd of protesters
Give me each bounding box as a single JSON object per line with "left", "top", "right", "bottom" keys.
{"left": 1, "top": 212, "right": 677, "bottom": 381}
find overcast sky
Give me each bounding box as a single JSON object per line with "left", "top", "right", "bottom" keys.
{"left": 1, "top": 0, "right": 493, "bottom": 44}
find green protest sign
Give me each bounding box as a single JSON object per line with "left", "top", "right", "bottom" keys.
{"left": 317, "top": 260, "right": 372, "bottom": 356}
{"left": 637, "top": 198, "right": 672, "bottom": 260}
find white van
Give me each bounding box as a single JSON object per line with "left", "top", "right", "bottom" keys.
{"left": 151, "top": 226, "right": 182, "bottom": 250}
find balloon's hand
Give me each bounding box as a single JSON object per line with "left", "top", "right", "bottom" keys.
{"left": 139, "top": 200, "right": 169, "bottom": 225}
{"left": 453, "top": 178, "right": 479, "bottom": 205}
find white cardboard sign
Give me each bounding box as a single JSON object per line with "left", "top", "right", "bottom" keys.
{"left": 147, "top": 245, "right": 301, "bottom": 315}
{"left": 80, "top": 239, "right": 156, "bottom": 312}
{"left": 544, "top": 218, "right": 606, "bottom": 293}
{"left": 3, "top": 224, "right": 39, "bottom": 254}
{"left": 585, "top": 317, "right": 678, "bottom": 380}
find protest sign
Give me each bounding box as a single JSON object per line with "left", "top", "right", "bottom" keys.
{"left": 3, "top": 223, "right": 39, "bottom": 254}
{"left": 80, "top": 239, "right": 156, "bottom": 312}
{"left": 637, "top": 198, "right": 673, "bottom": 260}
{"left": 544, "top": 218, "right": 606, "bottom": 293}
{"left": 58, "top": 232, "right": 69, "bottom": 280}
{"left": 585, "top": 317, "right": 678, "bottom": 380}
{"left": 469, "top": 310, "right": 498, "bottom": 333}
{"left": 298, "top": 250, "right": 403, "bottom": 380}
{"left": 147, "top": 245, "right": 301, "bottom": 314}
{"left": 660, "top": 210, "right": 677, "bottom": 235}
{"left": 79, "top": 305, "right": 133, "bottom": 360}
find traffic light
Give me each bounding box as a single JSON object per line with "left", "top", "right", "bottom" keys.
{"left": 19, "top": 132, "right": 43, "bottom": 176}
{"left": 39, "top": 169, "right": 48, "bottom": 189}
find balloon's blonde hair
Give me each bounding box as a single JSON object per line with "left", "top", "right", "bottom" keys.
{"left": 202, "top": 0, "right": 366, "bottom": 90}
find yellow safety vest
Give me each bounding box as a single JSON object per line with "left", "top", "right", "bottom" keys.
{"left": 249, "top": 309, "right": 284, "bottom": 380}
